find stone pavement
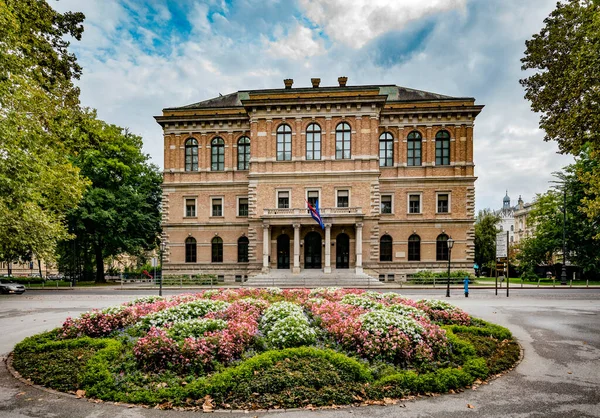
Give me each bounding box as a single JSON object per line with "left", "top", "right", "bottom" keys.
{"left": 1, "top": 288, "right": 599, "bottom": 417}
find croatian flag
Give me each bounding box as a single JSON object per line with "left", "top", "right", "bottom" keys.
{"left": 306, "top": 199, "right": 325, "bottom": 230}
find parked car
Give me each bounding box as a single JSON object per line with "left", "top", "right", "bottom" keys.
{"left": 0, "top": 279, "right": 26, "bottom": 294}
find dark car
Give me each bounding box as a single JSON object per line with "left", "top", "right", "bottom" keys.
{"left": 0, "top": 279, "right": 26, "bottom": 294}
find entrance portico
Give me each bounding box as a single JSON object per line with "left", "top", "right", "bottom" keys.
{"left": 261, "top": 208, "right": 364, "bottom": 274}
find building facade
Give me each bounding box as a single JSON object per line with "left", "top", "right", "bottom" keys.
{"left": 155, "top": 78, "right": 483, "bottom": 281}
{"left": 513, "top": 196, "right": 534, "bottom": 245}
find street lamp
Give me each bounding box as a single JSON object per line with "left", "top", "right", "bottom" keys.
{"left": 446, "top": 237, "right": 454, "bottom": 298}
{"left": 560, "top": 188, "right": 567, "bottom": 285}
{"left": 159, "top": 241, "right": 166, "bottom": 296}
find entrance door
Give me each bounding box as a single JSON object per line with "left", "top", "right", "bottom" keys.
{"left": 304, "top": 231, "right": 322, "bottom": 269}
{"left": 336, "top": 233, "right": 350, "bottom": 269}
{"left": 277, "top": 234, "right": 290, "bottom": 269}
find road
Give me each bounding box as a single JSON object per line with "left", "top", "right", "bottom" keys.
{"left": 1, "top": 287, "right": 599, "bottom": 417}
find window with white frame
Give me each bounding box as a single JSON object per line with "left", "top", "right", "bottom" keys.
{"left": 185, "top": 198, "right": 196, "bottom": 217}
{"left": 381, "top": 194, "right": 393, "bottom": 214}
{"left": 337, "top": 190, "right": 349, "bottom": 208}
{"left": 437, "top": 193, "right": 449, "bottom": 213}
{"left": 211, "top": 198, "right": 223, "bottom": 217}
{"left": 277, "top": 191, "right": 289, "bottom": 209}
{"left": 408, "top": 194, "right": 421, "bottom": 214}
{"left": 238, "top": 197, "right": 248, "bottom": 217}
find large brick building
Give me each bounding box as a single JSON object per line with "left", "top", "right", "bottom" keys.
{"left": 155, "top": 78, "right": 483, "bottom": 281}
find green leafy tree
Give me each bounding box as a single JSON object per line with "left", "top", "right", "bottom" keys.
{"left": 519, "top": 158, "right": 600, "bottom": 279}
{"left": 474, "top": 209, "right": 500, "bottom": 271}
{"left": 520, "top": 0, "right": 600, "bottom": 221}
{"left": 0, "top": 0, "right": 89, "bottom": 264}
{"left": 63, "top": 120, "right": 162, "bottom": 282}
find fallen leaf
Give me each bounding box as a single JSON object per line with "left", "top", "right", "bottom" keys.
{"left": 383, "top": 397, "right": 398, "bottom": 405}
{"left": 202, "top": 395, "right": 214, "bottom": 412}
{"left": 467, "top": 404, "right": 475, "bottom": 409}
{"left": 75, "top": 390, "right": 86, "bottom": 398}
{"left": 568, "top": 371, "right": 573, "bottom": 374}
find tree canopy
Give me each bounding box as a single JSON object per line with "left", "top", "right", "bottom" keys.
{"left": 520, "top": 0, "right": 600, "bottom": 155}
{"left": 63, "top": 120, "right": 162, "bottom": 282}
{"left": 474, "top": 209, "right": 500, "bottom": 271}
{"left": 521, "top": 0, "right": 600, "bottom": 222}
{"left": 0, "top": 0, "right": 88, "bottom": 263}
{"left": 517, "top": 154, "right": 600, "bottom": 279}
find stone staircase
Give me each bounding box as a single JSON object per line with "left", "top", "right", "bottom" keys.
{"left": 245, "top": 269, "right": 384, "bottom": 288}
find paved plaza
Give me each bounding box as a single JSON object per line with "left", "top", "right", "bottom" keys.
{"left": 1, "top": 287, "right": 599, "bottom": 417}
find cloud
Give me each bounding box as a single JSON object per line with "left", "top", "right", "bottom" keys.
{"left": 266, "top": 23, "right": 326, "bottom": 61}
{"left": 49, "top": 0, "right": 574, "bottom": 214}
{"left": 298, "top": 0, "right": 466, "bottom": 48}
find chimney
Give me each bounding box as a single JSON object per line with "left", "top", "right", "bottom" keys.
{"left": 284, "top": 78, "right": 293, "bottom": 89}
{"left": 311, "top": 78, "right": 321, "bottom": 88}
{"left": 338, "top": 76, "right": 348, "bottom": 87}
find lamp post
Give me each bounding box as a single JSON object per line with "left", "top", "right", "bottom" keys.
{"left": 159, "top": 241, "right": 166, "bottom": 296}
{"left": 446, "top": 237, "right": 454, "bottom": 298}
{"left": 560, "top": 187, "right": 567, "bottom": 285}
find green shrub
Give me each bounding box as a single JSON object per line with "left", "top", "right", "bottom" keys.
{"left": 12, "top": 334, "right": 119, "bottom": 393}
{"left": 185, "top": 347, "right": 372, "bottom": 408}
{"left": 449, "top": 321, "right": 512, "bottom": 341}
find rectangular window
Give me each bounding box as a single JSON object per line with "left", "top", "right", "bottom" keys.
{"left": 337, "top": 190, "right": 349, "bottom": 208}
{"left": 185, "top": 198, "right": 196, "bottom": 217}
{"left": 307, "top": 190, "right": 319, "bottom": 207}
{"left": 407, "top": 139, "right": 421, "bottom": 166}
{"left": 437, "top": 193, "right": 449, "bottom": 213}
{"left": 409, "top": 194, "right": 421, "bottom": 214}
{"left": 278, "top": 191, "right": 289, "bottom": 209}
{"left": 435, "top": 139, "right": 450, "bottom": 166}
{"left": 238, "top": 197, "right": 248, "bottom": 217}
{"left": 381, "top": 195, "right": 392, "bottom": 214}
{"left": 211, "top": 198, "right": 223, "bottom": 217}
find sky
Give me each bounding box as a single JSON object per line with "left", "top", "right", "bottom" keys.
{"left": 51, "top": 0, "right": 573, "bottom": 212}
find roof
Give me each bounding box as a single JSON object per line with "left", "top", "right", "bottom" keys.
{"left": 164, "top": 84, "right": 469, "bottom": 111}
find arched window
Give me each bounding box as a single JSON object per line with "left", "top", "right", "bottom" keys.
{"left": 335, "top": 122, "right": 351, "bottom": 159}
{"left": 212, "top": 237, "right": 223, "bottom": 262}
{"left": 185, "top": 237, "right": 197, "bottom": 263}
{"left": 435, "top": 130, "right": 450, "bottom": 166}
{"left": 238, "top": 236, "right": 249, "bottom": 262}
{"left": 185, "top": 138, "right": 198, "bottom": 171}
{"left": 380, "top": 235, "right": 393, "bottom": 262}
{"left": 408, "top": 234, "right": 421, "bottom": 261}
{"left": 379, "top": 132, "right": 393, "bottom": 167}
{"left": 436, "top": 234, "right": 449, "bottom": 261}
{"left": 211, "top": 137, "right": 225, "bottom": 171}
{"left": 237, "top": 136, "right": 250, "bottom": 170}
{"left": 407, "top": 131, "right": 422, "bottom": 166}
{"left": 306, "top": 123, "right": 321, "bottom": 160}
{"left": 276, "top": 124, "right": 292, "bottom": 161}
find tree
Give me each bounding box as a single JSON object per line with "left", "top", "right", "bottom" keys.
{"left": 518, "top": 157, "right": 600, "bottom": 279}
{"left": 0, "top": 0, "right": 89, "bottom": 264}
{"left": 474, "top": 209, "right": 500, "bottom": 272}
{"left": 520, "top": 0, "right": 600, "bottom": 221}
{"left": 63, "top": 120, "right": 162, "bottom": 282}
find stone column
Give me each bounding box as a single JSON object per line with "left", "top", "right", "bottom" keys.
{"left": 355, "top": 222, "right": 363, "bottom": 274}
{"left": 324, "top": 223, "right": 332, "bottom": 274}
{"left": 262, "top": 224, "right": 270, "bottom": 272}
{"left": 293, "top": 223, "right": 301, "bottom": 274}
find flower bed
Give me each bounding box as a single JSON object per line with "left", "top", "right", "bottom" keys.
{"left": 12, "top": 288, "right": 520, "bottom": 410}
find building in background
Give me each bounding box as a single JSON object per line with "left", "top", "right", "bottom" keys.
{"left": 513, "top": 197, "right": 534, "bottom": 244}
{"left": 155, "top": 78, "right": 483, "bottom": 282}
